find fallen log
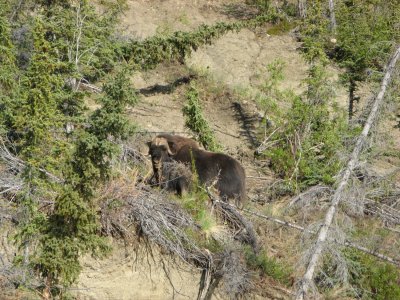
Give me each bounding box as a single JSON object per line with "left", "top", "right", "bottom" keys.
{"left": 296, "top": 45, "right": 400, "bottom": 300}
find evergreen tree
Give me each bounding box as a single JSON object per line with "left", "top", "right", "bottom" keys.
{"left": 14, "top": 18, "right": 65, "bottom": 167}
{"left": 11, "top": 14, "right": 136, "bottom": 296}
{"left": 299, "top": 0, "right": 400, "bottom": 117}
{"left": 264, "top": 64, "right": 349, "bottom": 190}
{"left": 0, "top": 15, "right": 18, "bottom": 134}
{"left": 71, "top": 67, "right": 137, "bottom": 198}
{"left": 11, "top": 17, "right": 68, "bottom": 296}
{"left": 334, "top": 0, "right": 400, "bottom": 118}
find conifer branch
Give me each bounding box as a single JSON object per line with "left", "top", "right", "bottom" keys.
{"left": 0, "top": 138, "right": 62, "bottom": 184}
{"left": 122, "top": 14, "right": 277, "bottom": 71}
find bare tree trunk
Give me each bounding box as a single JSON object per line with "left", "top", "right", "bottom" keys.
{"left": 343, "top": 240, "right": 400, "bottom": 266}
{"left": 295, "top": 45, "right": 400, "bottom": 300}
{"left": 348, "top": 78, "right": 358, "bottom": 119}
{"left": 298, "top": 0, "right": 307, "bottom": 18}
{"left": 328, "top": 0, "right": 337, "bottom": 33}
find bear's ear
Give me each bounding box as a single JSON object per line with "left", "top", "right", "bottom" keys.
{"left": 167, "top": 141, "right": 177, "bottom": 155}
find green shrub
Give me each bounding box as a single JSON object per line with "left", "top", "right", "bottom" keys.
{"left": 179, "top": 185, "right": 224, "bottom": 254}
{"left": 246, "top": 0, "right": 270, "bottom": 13}
{"left": 317, "top": 249, "right": 400, "bottom": 299}
{"left": 183, "top": 84, "right": 221, "bottom": 151}
{"left": 177, "top": 165, "right": 209, "bottom": 222}
{"left": 245, "top": 248, "right": 292, "bottom": 286}
{"left": 345, "top": 249, "right": 400, "bottom": 299}
{"left": 266, "top": 18, "right": 296, "bottom": 35}
{"left": 298, "top": 0, "right": 400, "bottom": 116}
{"left": 262, "top": 64, "right": 352, "bottom": 190}
{"left": 180, "top": 192, "right": 208, "bottom": 219}
{"left": 120, "top": 14, "right": 278, "bottom": 71}
{"left": 265, "top": 96, "right": 347, "bottom": 189}
{"left": 184, "top": 226, "right": 223, "bottom": 253}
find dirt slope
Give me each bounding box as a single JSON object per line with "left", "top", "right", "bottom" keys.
{"left": 74, "top": 1, "right": 400, "bottom": 299}
{"left": 74, "top": 1, "right": 316, "bottom": 299}
{"left": 73, "top": 246, "right": 200, "bottom": 300}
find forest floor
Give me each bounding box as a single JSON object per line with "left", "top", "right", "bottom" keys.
{"left": 70, "top": 0, "right": 399, "bottom": 299}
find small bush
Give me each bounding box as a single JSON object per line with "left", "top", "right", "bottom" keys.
{"left": 266, "top": 19, "right": 296, "bottom": 35}
{"left": 245, "top": 248, "right": 292, "bottom": 286}
{"left": 261, "top": 64, "right": 353, "bottom": 190}
{"left": 345, "top": 249, "right": 400, "bottom": 299}
{"left": 257, "top": 59, "right": 285, "bottom": 116}
{"left": 246, "top": 0, "right": 270, "bottom": 13}
{"left": 183, "top": 84, "right": 221, "bottom": 151}
{"left": 265, "top": 95, "right": 348, "bottom": 189}
{"left": 181, "top": 187, "right": 223, "bottom": 253}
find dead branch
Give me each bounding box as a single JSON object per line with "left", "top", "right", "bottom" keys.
{"left": 9, "top": 0, "right": 25, "bottom": 22}
{"left": 297, "top": 0, "right": 307, "bottom": 19}
{"left": 246, "top": 176, "right": 272, "bottom": 180}
{"left": 288, "top": 185, "right": 332, "bottom": 208}
{"left": 197, "top": 250, "right": 213, "bottom": 300}
{"left": 242, "top": 206, "right": 306, "bottom": 231}
{"left": 363, "top": 198, "right": 400, "bottom": 225}
{"left": 119, "top": 142, "right": 151, "bottom": 168}
{"left": 0, "top": 139, "right": 25, "bottom": 173}
{"left": 255, "top": 126, "right": 281, "bottom": 155}
{"left": 240, "top": 205, "right": 400, "bottom": 267}
{"left": 100, "top": 179, "right": 253, "bottom": 299}
{"left": 205, "top": 188, "right": 259, "bottom": 254}
{"left": 80, "top": 81, "right": 102, "bottom": 93}
{"left": 343, "top": 240, "right": 399, "bottom": 266}
{"left": 385, "top": 227, "right": 400, "bottom": 234}
{"left": 0, "top": 142, "right": 23, "bottom": 196}
{"left": 288, "top": 170, "right": 400, "bottom": 226}
{"left": 0, "top": 138, "right": 62, "bottom": 184}
{"left": 118, "top": 184, "right": 210, "bottom": 266}
{"left": 296, "top": 45, "right": 400, "bottom": 300}
{"left": 361, "top": 169, "right": 400, "bottom": 225}
{"left": 0, "top": 170, "right": 23, "bottom": 196}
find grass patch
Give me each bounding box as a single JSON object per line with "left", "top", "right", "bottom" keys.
{"left": 266, "top": 19, "right": 296, "bottom": 35}
{"left": 245, "top": 247, "right": 292, "bottom": 286}
{"left": 343, "top": 249, "right": 400, "bottom": 299}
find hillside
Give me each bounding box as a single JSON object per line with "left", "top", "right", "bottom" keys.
{"left": 74, "top": 1, "right": 400, "bottom": 299}
{"left": 0, "top": 0, "right": 399, "bottom": 299}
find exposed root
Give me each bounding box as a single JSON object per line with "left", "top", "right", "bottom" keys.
{"left": 100, "top": 178, "right": 255, "bottom": 299}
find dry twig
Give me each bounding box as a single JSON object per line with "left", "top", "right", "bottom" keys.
{"left": 240, "top": 205, "right": 400, "bottom": 266}
{"left": 100, "top": 178, "right": 253, "bottom": 299}
{"left": 295, "top": 45, "right": 400, "bottom": 300}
